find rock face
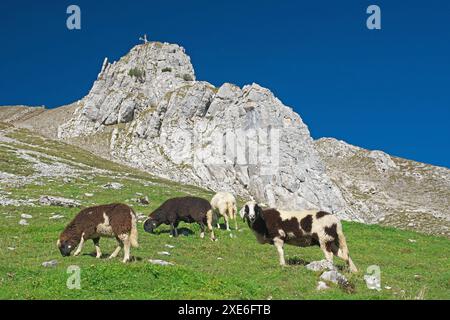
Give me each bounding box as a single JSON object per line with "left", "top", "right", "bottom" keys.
{"left": 57, "top": 42, "right": 348, "bottom": 216}
{"left": 315, "top": 138, "right": 450, "bottom": 235}
{"left": 2, "top": 41, "right": 449, "bottom": 234}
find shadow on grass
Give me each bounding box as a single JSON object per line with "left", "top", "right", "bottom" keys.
{"left": 286, "top": 256, "right": 310, "bottom": 266}
{"left": 82, "top": 253, "right": 144, "bottom": 262}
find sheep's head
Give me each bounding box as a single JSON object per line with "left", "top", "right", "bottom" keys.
{"left": 56, "top": 238, "right": 77, "bottom": 257}
{"left": 240, "top": 201, "right": 262, "bottom": 223}
{"left": 143, "top": 217, "right": 159, "bottom": 234}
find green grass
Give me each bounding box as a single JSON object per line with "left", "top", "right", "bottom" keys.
{"left": 0, "top": 124, "right": 449, "bottom": 300}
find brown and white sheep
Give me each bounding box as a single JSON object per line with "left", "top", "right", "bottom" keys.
{"left": 143, "top": 196, "right": 216, "bottom": 240}
{"left": 211, "top": 192, "right": 238, "bottom": 231}
{"left": 240, "top": 201, "right": 357, "bottom": 272}
{"left": 57, "top": 203, "right": 138, "bottom": 263}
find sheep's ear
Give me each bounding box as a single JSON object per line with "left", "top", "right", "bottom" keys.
{"left": 239, "top": 205, "right": 247, "bottom": 220}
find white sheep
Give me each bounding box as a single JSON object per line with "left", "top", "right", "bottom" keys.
{"left": 211, "top": 192, "right": 238, "bottom": 231}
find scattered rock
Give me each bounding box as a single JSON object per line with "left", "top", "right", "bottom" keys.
{"left": 7, "top": 247, "right": 15, "bottom": 251}
{"left": 316, "top": 281, "right": 330, "bottom": 291}
{"left": 364, "top": 274, "right": 381, "bottom": 291}
{"left": 39, "top": 195, "right": 80, "bottom": 208}
{"left": 102, "top": 182, "right": 123, "bottom": 190}
{"left": 84, "top": 193, "right": 94, "bottom": 197}
{"left": 49, "top": 214, "right": 64, "bottom": 220}
{"left": 385, "top": 286, "right": 392, "bottom": 290}
{"left": 19, "top": 219, "right": 29, "bottom": 226}
{"left": 217, "top": 257, "right": 223, "bottom": 260}
{"left": 42, "top": 260, "right": 58, "bottom": 267}
{"left": 408, "top": 239, "right": 417, "bottom": 243}
{"left": 165, "top": 244, "right": 175, "bottom": 249}
{"left": 148, "top": 259, "right": 174, "bottom": 266}
{"left": 135, "top": 196, "right": 150, "bottom": 205}
{"left": 320, "top": 270, "right": 348, "bottom": 286}
{"left": 20, "top": 214, "right": 33, "bottom": 219}
{"left": 158, "top": 251, "right": 171, "bottom": 256}
{"left": 306, "top": 260, "right": 335, "bottom": 272}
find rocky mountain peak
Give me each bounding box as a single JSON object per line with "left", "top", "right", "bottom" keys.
{"left": 55, "top": 42, "right": 350, "bottom": 216}
{"left": 1, "top": 40, "right": 449, "bottom": 235}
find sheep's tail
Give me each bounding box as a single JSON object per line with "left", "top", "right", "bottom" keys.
{"left": 130, "top": 209, "right": 139, "bottom": 248}
{"left": 337, "top": 221, "right": 357, "bottom": 272}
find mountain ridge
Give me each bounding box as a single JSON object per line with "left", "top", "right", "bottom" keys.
{"left": 1, "top": 41, "right": 449, "bottom": 236}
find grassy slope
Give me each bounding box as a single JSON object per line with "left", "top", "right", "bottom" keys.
{"left": 0, "top": 124, "right": 449, "bottom": 300}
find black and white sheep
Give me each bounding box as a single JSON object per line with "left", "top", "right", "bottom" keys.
{"left": 240, "top": 201, "right": 357, "bottom": 272}
{"left": 211, "top": 191, "right": 238, "bottom": 231}
{"left": 57, "top": 203, "right": 138, "bottom": 263}
{"left": 143, "top": 196, "right": 216, "bottom": 240}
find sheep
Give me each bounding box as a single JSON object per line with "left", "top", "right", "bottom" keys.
{"left": 143, "top": 196, "right": 216, "bottom": 240}
{"left": 57, "top": 203, "right": 138, "bottom": 263}
{"left": 240, "top": 201, "right": 357, "bottom": 272}
{"left": 210, "top": 191, "right": 238, "bottom": 231}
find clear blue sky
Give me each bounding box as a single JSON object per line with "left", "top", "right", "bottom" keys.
{"left": 0, "top": 0, "right": 449, "bottom": 167}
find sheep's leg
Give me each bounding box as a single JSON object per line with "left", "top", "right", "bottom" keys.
{"left": 118, "top": 234, "right": 131, "bottom": 263}
{"left": 320, "top": 241, "right": 334, "bottom": 263}
{"left": 336, "top": 249, "right": 358, "bottom": 273}
{"left": 109, "top": 238, "right": 123, "bottom": 259}
{"left": 92, "top": 237, "right": 101, "bottom": 259}
{"left": 233, "top": 216, "right": 238, "bottom": 231}
{"left": 206, "top": 210, "right": 216, "bottom": 241}
{"left": 219, "top": 207, "right": 231, "bottom": 231}
{"left": 216, "top": 216, "right": 221, "bottom": 230}
{"left": 170, "top": 222, "right": 178, "bottom": 237}
{"left": 73, "top": 234, "right": 85, "bottom": 256}
{"left": 224, "top": 214, "right": 231, "bottom": 231}
{"left": 199, "top": 222, "right": 205, "bottom": 239}
{"left": 273, "top": 237, "right": 286, "bottom": 266}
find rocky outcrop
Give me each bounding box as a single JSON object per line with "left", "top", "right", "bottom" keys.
{"left": 56, "top": 42, "right": 349, "bottom": 216}
{"left": 315, "top": 138, "right": 450, "bottom": 236}
{"left": 2, "top": 41, "right": 449, "bottom": 234}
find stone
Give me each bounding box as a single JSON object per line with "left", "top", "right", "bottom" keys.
{"left": 306, "top": 260, "right": 335, "bottom": 272}
{"left": 39, "top": 195, "right": 80, "bottom": 207}
{"left": 135, "top": 196, "right": 150, "bottom": 205}
{"left": 320, "top": 270, "right": 348, "bottom": 285}
{"left": 19, "top": 219, "right": 29, "bottom": 226}
{"left": 102, "top": 182, "right": 123, "bottom": 190}
{"left": 165, "top": 244, "right": 175, "bottom": 249}
{"left": 316, "top": 281, "right": 330, "bottom": 291}
{"left": 49, "top": 214, "right": 64, "bottom": 220}
{"left": 157, "top": 251, "right": 171, "bottom": 256}
{"left": 20, "top": 214, "right": 32, "bottom": 219}
{"left": 148, "top": 259, "right": 174, "bottom": 266}
{"left": 42, "top": 260, "right": 58, "bottom": 268}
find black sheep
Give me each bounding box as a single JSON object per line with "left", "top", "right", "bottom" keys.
{"left": 143, "top": 196, "right": 216, "bottom": 240}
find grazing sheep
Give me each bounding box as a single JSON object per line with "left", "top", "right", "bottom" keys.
{"left": 143, "top": 196, "right": 216, "bottom": 240}
{"left": 57, "top": 203, "right": 138, "bottom": 263}
{"left": 240, "top": 201, "right": 357, "bottom": 272}
{"left": 211, "top": 191, "right": 238, "bottom": 231}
